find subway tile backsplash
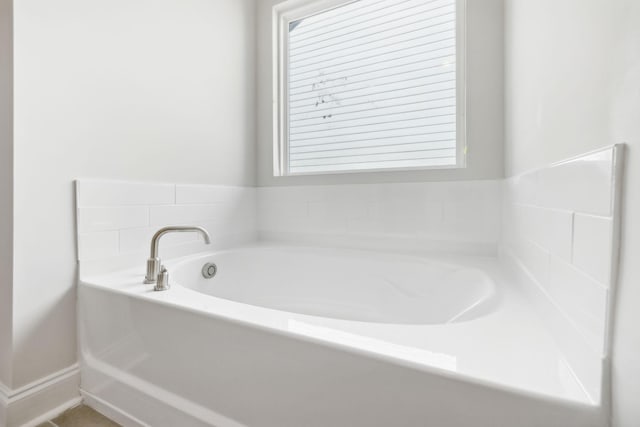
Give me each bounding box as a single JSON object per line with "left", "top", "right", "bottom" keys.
{"left": 76, "top": 178, "right": 503, "bottom": 275}
{"left": 501, "top": 145, "right": 623, "bottom": 400}
{"left": 77, "top": 206, "right": 149, "bottom": 233}
{"left": 75, "top": 180, "right": 257, "bottom": 271}
{"left": 257, "top": 181, "right": 503, "bottom": 255}
{"left": 572, "top": 214, "right": 614, "bottom": 285}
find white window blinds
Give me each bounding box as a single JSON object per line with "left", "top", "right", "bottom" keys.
{"left": 286, "top": 0, "right": 459, "bottom": 174}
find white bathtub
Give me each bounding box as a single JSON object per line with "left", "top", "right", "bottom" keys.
{"left": 79, "top": 244, "right": 603, "bottom": 427}
{"left": 173, "top": 247, "right": 495, "bottom": 324}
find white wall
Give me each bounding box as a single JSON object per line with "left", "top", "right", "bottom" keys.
{"left": 0, "top": 0, "right": 13, "bottom": 390}
{"left": 256, "top": 0, "right": 504, "bottom": 186}
{"left": 504, "top": 0, "right": 615, "bottom": 176}
{"left": 11, "top": 0, "right": 257, "bottom": 389}
{"left": 608, "top": 1, "right": 640, "bottom": 426}
{"left": 504, "top": 0, "right": 640, "bottom": 425}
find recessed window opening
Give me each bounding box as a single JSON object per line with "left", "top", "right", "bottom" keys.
{"left": 274, "top": 0, "right": 466, "bottom": 176}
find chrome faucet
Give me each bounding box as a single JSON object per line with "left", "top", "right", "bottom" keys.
{"left": 144, "top": 226, "right": 211, "bottom": 288}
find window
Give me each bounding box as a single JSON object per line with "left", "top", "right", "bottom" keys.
{"left": 273, "top": 0, "right": 466, "bottom": 176}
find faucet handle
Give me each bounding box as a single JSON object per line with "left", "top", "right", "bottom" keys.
{"left": 154, "top": 266, "right": 170, "bottom": 292}
{"left": 144, "top": 257, "right": 161, "bottom": 284}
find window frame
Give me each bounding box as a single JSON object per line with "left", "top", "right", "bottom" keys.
{"left": 272, "top": 0, "right": 467, "bottom": 177}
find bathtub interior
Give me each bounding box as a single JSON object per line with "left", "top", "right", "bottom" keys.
{"left": 170, "top": 246, "right": 497, "bottom": 324}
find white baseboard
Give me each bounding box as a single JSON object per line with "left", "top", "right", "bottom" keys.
{"left": 0, "top": 364, "right": 81, "bottom": 427}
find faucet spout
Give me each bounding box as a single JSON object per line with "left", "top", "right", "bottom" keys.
{"left": 149, "top": 226, "right": 211, "bottom": 258}
{"left": 144, "top": 226, "right": 211, "bottom": 284}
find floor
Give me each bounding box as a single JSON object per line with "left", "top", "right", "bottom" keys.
{"left": 37, "top": 405, "right": 121, "bottom": 427}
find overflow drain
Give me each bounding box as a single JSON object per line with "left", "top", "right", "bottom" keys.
{"left": 202, "top": 262, "right": 217, "bottom": 279}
